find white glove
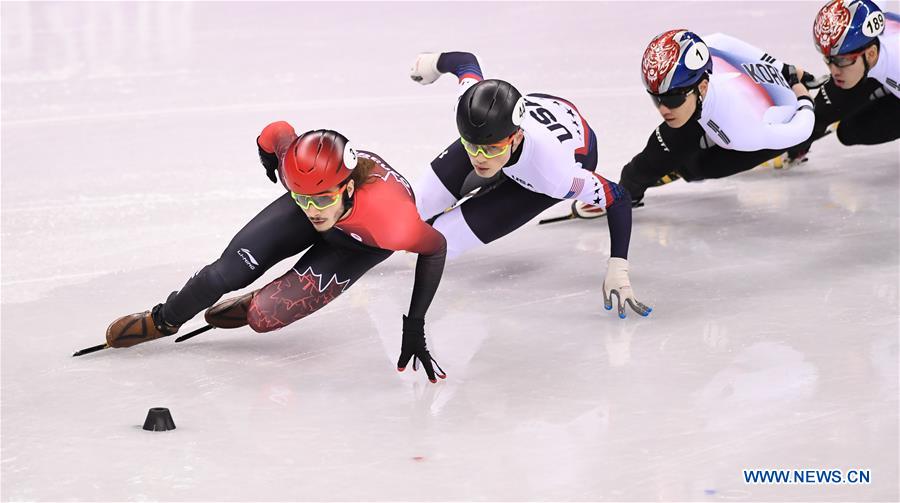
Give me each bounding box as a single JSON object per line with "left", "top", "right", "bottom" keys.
{"left": 409, "top": 52, "right": 442, "bottom": 85}
{"left": 603, "top": 257, "right": 652, "bottom": 319}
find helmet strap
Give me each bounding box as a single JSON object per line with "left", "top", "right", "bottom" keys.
{"left": 692, "top": 88, "right": 704, "bottom": 120}
{"left": 692, "top": 74, "right": 709, "bottom": 116}
{"left": 504, "top": 130, "right": 525, "bottom": 167}
{"left": 331, "top": 175, "right": 355, "bottom": 220}
{"left": 860, "top": 39, "right": 879, "bottom": 79}
{"left": 511, "top": 128, "right": 524, "bottom": 152}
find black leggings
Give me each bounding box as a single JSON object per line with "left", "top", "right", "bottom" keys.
{"left": 619, "top": 118, "right": 788, "bottom": 202}
{"left": 679, "top": 146, "right": 785, "bottom": 181}
{"left": 789, "top": 79, "right": 900, "bottom": 158}
{"left": 834, "top": 92, "right": 900, "bottom": 146}
{"left": 161, "top": 192, "right": 390, "bottom": 332}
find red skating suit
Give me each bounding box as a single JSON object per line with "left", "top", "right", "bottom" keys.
{"left": 242, "top": 123, "right": 447, "bottom": 333}
{"left": 259, "top": 121, "right": 444, "bottom": 256}
{"left": 334, "top": 150, "right": 445, "bottom": 255}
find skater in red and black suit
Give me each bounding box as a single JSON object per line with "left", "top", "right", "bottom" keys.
{"left": 105, "top": 122, "right": 448, "bottom": 382}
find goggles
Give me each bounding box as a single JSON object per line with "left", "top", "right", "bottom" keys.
{"left": 291, "top": 188, "right": 343, "bottom": 211}
{"left": 824, "top": 50, "right": 865, "bottom": 68}
{"left": 648, "top": 85, "right": 696, "bottom": 109}
{"left": 460, "top": 134, "right": 515, "bottom": 159}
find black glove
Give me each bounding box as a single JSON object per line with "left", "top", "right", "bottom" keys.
{"left": 396, "top": 315, "right": 446, "bottom": 383}
{"left": 781, "top": 64, "right": 801, "bottom": 88}
{"left": 800, "top": 72, "right": 828, "bottom": 90}
{"left": 257, "top": 137, "right": 279, "bottom": 184}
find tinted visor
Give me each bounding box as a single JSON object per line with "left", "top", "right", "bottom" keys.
{"left": 648, "top": 85, "right": 695, "bottom": 109}
{"left": 291, "top": 190, "right": 342, "bottom": 211}
{"left": 824, "top": 50, "right": 863, "bottom": 68}
{"left": 460, "top": 135, "right": 514, "bottom": 159}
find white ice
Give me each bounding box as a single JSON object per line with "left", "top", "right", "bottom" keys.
{"left": 2, "top": 2, "right": 898, "bottom": 501}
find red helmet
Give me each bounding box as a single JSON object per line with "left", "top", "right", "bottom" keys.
{"left": 280, "top": 129, "right": 358, "bottom": 194}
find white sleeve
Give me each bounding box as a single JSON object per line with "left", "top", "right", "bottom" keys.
{"left": 703, "top": 33, "right": 816, "bottom": 151}
{"left": 704, "top": 33, "right": 784, "bottom": 67}
{"left": 704, "top": 100, "right": 815, "bottom": 152}
{"left": 701, "top": 72, "right": 815, "bottom": 151}
{"left": 755, "top": 97, "right": 816, "bottom": 150}
{"left": 412, "top": 167, "right": 458, "bottom": 221}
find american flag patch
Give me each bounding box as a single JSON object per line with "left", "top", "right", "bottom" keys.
{"left": 563, "top": 177, "right": 584, "bottom": 199}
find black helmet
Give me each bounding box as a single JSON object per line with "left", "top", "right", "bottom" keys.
{"left": 456, "top": 79, "right": 525, "bottom": 144}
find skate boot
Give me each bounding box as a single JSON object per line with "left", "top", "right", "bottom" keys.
{"left": 784, "top": 149, "right": 808, "bottom": 169}
{"left": 106, "top": 304, "right": 180, "bottom": 348}
{"left": 770, "top": 147, "right": 808, "bottom": 171}
{"left": 204, "top": 290, "right": 257, "bottom": 329}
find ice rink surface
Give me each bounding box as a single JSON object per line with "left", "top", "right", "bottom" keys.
{"left": 2, "top": 1, "right": 899, "bottom": 501}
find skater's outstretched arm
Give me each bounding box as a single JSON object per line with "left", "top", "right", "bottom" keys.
{"left": 410, "top": 50, "right": 484, "bottom": 97}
